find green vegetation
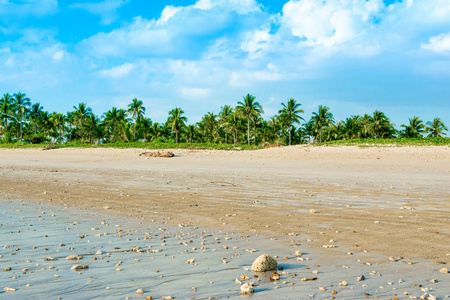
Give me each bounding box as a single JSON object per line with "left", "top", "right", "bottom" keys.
{"left": 315, "top": 137, "right": 450, "bottom": 147}
{"left": 0, "top": 91, "right": 448, "bottom": 149}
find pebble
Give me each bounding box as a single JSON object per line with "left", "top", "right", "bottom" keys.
{"left": 65, "top": 255, "right": 83, "bottom": 260}
{"left": 439, "top": 268, "right": 449, "bottom": 274}
{"left": 71, "top": 265, "right": 89, "bottom": 271}
{"left": 136, "top": 289, "right": 144, "bottom": 295}
{"left": 4, "top": 287, "right": 16, "bottom": 292}
{"left": 251, "top": 254, "right": 278, "bottom": 272}
{"left": 240, "top": 283, "right": 254, "bottom": 295}
{"left": 339, "top": 281, "right": 348, "bottom": 286}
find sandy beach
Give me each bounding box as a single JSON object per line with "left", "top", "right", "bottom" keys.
{"left": 1, "top": 146, "right": 449, "bottom": 299}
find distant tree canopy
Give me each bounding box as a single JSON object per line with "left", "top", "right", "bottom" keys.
{"left": 0, "top": 92, "right": 447, "bottom": 145}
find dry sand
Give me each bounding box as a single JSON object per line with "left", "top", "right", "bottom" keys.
{"left": 1, "top": 145, "right": 449, "bottom": 268}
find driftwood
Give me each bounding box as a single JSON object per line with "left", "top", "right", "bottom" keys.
{"left": 139, "top": 151, "right": 175, "bottom": 158}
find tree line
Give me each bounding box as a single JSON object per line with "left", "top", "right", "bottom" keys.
{"left": 0, "top": 92, "right": 448, "bottom": 145}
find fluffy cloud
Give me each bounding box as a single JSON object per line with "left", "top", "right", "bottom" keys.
{"left": 71, "top": 0, "right": 129, "bottom": 25}
{"left": 98, "top": 63, "right": 134, "bottom": 78}
{"left": 421, "top": 33, "right": 450, "bottom": 54}
{"left": 281, "top": 0, "right": 384, "bottom": 47}
{"left": 79, "top": 0, "right": 267, "bottom": 58}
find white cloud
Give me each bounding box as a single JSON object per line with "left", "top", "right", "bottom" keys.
{"left": 71, "top": 0, "right": 129, "bottom": 25}
{"left": 98, "top": 63, "right": 134, "bottom": 78}
{"left": 241, "top": 29, "right": 273, "bottom": 58}
{"left": 52, "top": 50, "right": 65, "bottom": 61}
{"left": 422, "top": 33, "right": 450, "bottom": 54}
{"left": 158, "top": 5, "right": 182, "bottom": 23}
{"left": 80, "top": 0, "right": 267, "bottom": 58}
{"left": 281, "top": 0, "right": 384, "bottom": 47}
{"left": 181, "top": 87, "right": 211, "bottom": 99}
{"left": 194, "top": 0, "right": 260, "bottom": 14}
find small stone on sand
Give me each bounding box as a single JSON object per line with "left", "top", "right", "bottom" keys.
{"left": 65, "top": 255, "right": 83, "bottom": 260}
{"left": 251, "top": 254, "right": 277, "bottom": 272}
{"left": 240, "top": 283, "right": 254, "bottom": 295}
{"left": 71, "top": 265, "right": 89, "bottom": 271}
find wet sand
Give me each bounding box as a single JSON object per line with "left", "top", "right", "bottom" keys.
{"left": 0, "top": 146, "right": 449, "bottom": 298}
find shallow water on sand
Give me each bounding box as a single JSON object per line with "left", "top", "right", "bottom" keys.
{"left": 1, "top": 199, "right": 448, "bottom": 300}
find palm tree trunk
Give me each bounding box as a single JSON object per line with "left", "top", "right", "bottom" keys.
{"left": 288, "top": 122, "right": 291, "bottom": 146}
{"left": 175, "top": 130, "right": 178, "bottom": 144}
{"left": 225, "top": 130, "right": 227, "bottom": 144}
{"left": 81, "top": 121, "right": 84, "bottom": 141}
{"left": 59, "top": 126, "right": 62, "bottom": 144}
{"left": 247, "top": 117, "right": 250, "bottom": 145}
{"left": 133, "top": 123, "right": 136, "bottom": 141}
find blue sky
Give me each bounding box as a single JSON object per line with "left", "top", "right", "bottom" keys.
{"left": 1, "top": 0, "right": 449, "bottom": 128}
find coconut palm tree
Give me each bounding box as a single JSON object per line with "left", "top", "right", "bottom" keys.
{"left": 342, "top": 116, "right": 361, "bottom": 140}
{"left": 85, "top": 114, "right": 101, "bottom": 143}
{"left": 166, "top": 107, "right": 187, "bottom": 143}
{"left": 424, "top": 118, "right": 448, "bottom": 137}
{"left": 372, "top": 110, "right": 389, "bottom": 139}
{"left": 301, "top": 120, "right": 315, "bottom": 144}
{"left": 202, "top": 112, "right": 217, "bottom": 142}
{"left": 400, "top": 116, "right": 425, "bottom": 138}
{"left": 311, "top": 105, "right": 334, "bottom": 143}
{"left": 0, "top": 93, "right": 14, "bottom": 132}
{"left": 137, "top": 117, "right": 152, "bottom": 142}
{"left": 72, "top": 102, "right": 92, "bottom": 141}
{"left": 39, "top": 111, "right": 52, "bottom": 140}
{"left": 51, "top": 112, "right": 66, "bottom": 143}
{"left": 13, "top": 92, "right": 31, "bottom": 140}
{"left": 29, "top": 103, "right": 44, "bottom": 134}
{"left": 278, "top": 98, "right": 304, "bottom": 145}
{"left": 237, "top": 94, "right": 263, "bottom": 145}
{"left": 186, "top": 124, "right": 197, "bottom": 143}
{"left": 226, "top": 110, "right": 241, "bottom": 145}
{"left": 127, "top": 98, "right": 146, "bottom": 141}
{"left": 219, "top": 105, "right": 233, "bottom": 144}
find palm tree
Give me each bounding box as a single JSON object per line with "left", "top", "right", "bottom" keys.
{"left": 186, "top": 124, "right": 197, "bottom": 142}
{"left": 278, "top": 98, "right": 304, "bottom": 145}
{"left": 51, "top": 112, "right": 66, "bottom": 143}
{"left": 227, "top": 110, "right": 241, "bottom": 145}
{"left": 73, "top": 102, "right": 92, "bottom": 141}
{"left": 0, "top": 93, "right": 14, "bottom": 132}
{"left": 85, "top": 114, "right": 101, "bottom": 143}
{"left": 342, "top": 116, "right": 361, "bottom": 140}
{"left": 166, "top": 107, "right": 187, "bottom": 143}
{"left": 40, "top": 111, "right": 52, "bottom": 140}
{"left": 312, "top": 105, "right": 334, "bottom": 143}
{"left": 202, "top": 112, "right": 217, "bottom": 142}
{"left": 127, "top": 98, "right": 146, "bottom": 141}
{"left": 29, "top": 103, "right": 44, "bottom": 134}
{"left": 13, "top": 92, "right": 31, "bottom": 140}
{"left": 400, "top": 116, "right": 425, "bottom": 138}
{"left": 424, "top": 118, "right": 448, "bottom": 137}
{"left": 237, "top": 94, "right": 263, "bottom": 145}
{"left": 219, "top": 105, "right": 233, "bottom": 144}
{"left": 137, "top": 117, "right": 152, "bottom": 142}
{"left": 300, "top": 120, "right": 313, "bottom": 144}
{"left": 372, "top": 110, "right": 389, "bottom": 139}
